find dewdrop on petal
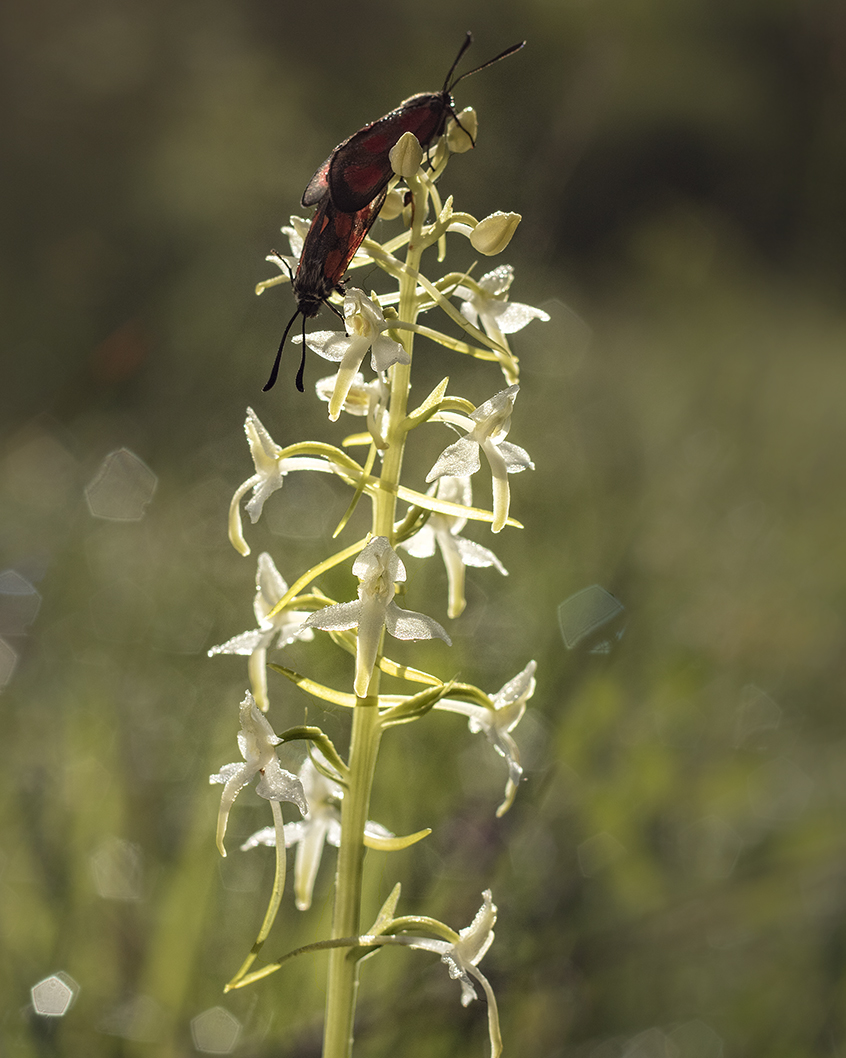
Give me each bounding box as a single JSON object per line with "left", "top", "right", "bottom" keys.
{"left": 471, "top": 212, "right": 521, "bottom": 256}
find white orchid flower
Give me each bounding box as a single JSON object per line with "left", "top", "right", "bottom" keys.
{"left": 241, "top": 755, "right": 391, "bottom": 911}
{"left": 229, "top": 408, "right": 330, "bottom": 555}
{"left": 454, "top": 264, "right": 549, "bottom": 342}
{"left": 437, "top": 661, "right": 536, "bottom": 816}
{"left": 315, "top": 371, "right": 390, "bottom": 449}
{"left": 426, "top": 386, "right": 533, "bottom": 533}
{"left": 281, "top": 215, "right": 309, "bottom": 254}
{"left": 208, "top": 553, "right": 314, "bottom": 711}
{"left": 298, "top": 289, "right": 410, "bottom": 422}
{"left": 209, "top": 692, "right": 307, "bottom": 856}
{"left": 264, "top": 215, "right": 310, "bottom": 277}
{"left": 303, "top": 537, "right": 451, "bottom": 698}
{"left": 381, "top": 891, "right": 502, "bottom": 1058}
{"left": 399, "top": 476, "right": 507, "bottom": 618}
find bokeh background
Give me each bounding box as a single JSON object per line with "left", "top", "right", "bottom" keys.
{"left": 3, "top": 0, "right": 846, "bottom": 1055}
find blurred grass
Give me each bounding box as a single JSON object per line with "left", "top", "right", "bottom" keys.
{"left": 2, "top": 0, "right": 845, "bottom": 1055}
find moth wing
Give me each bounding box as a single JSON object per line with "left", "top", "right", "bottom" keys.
{"left": 327, "top": 95, "right": 447, "bottom": 213}
{"left": 302, "top": 155, "right": 332, "bottom": 207}
{"left": 295, "top": 185, "right": 388, "bottom": 305}
{"left": 344, "top": 185, "right": 389, "bottom": 261}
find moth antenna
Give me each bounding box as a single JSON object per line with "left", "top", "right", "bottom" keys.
{"left": 268, "top": 251, "right": 296, "bottom": 283}
{"left": 450, "top": 111, "right": 477, "bottom": 149}
{"left": 263, "top": 309, "right": 300, "bottom": 392}
{"left": 447, "top": 39, "right": 525, "bottom": 93}
{"left": 295, "top": 315, "right": 308, "bottom": 393}
{"left": 441, "top": 31, "right": 474, "bottom": 93}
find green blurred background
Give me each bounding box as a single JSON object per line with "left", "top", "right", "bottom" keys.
{"left": 3, "top": 0, "right": 846, "bottom": 1054}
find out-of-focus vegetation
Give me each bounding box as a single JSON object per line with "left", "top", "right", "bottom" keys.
{"left": 2, "top": 0, "right": 845, "bottom": 1055}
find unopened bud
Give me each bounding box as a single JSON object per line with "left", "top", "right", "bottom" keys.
{"left": 470, "top": 212, "right": 522, "bottom": 256}
{"left": 390, "top": 132, "right": 424, "bottom": 180}
{"left": 447, "top": 108, "right": 478, "bottom": 153}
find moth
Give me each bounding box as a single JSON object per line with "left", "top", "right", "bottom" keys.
{"left": 302, "top": 33, "right": 525, "bottom": 215}
{"left": 264, "top": 34, "right": 524, "bottom": 391}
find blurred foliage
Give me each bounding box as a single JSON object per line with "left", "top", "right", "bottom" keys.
{"left": 2, "top": 0, "right": 846, "bottom": 1055}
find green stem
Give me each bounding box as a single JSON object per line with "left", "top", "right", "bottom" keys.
{"left": 321, "top": 697, "right": 382, "bottom": 1058}
{"left": 321, "top": 171, "right": 428, "bottom": 1058}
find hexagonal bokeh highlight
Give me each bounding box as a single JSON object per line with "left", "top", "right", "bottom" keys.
{"left": 85, "top": 448, "right": 157, "bottom": 521}
{"left": 191, "top": 1006, "right": 242, "bottom": 1053}
{"left": 31, "top": 971, "right": 79, "bottom": 1016}
{"left": 0, "top": 569, "right": 41, "bottom": 634}
{"left": 669, "top": 1019, "right": 724, "bottom": 1058}
{"left": 0, "top": 637, "right": 18, "bottom": 690}
{"left": 622, "top": 1027, "right": 673, "bottom": 1058}
{"left": 558, "top": 585, "right": 626, "bottom": 653}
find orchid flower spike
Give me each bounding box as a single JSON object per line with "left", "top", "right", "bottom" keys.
{"left": 303, "top": 536, "right": 451, "bottom": 697}
{"left": 427, "top": 386, "right": 534, "bottom": 533}
{"left": 437, "top": 660, "right": 536, "bottom": 815}
{"left": 209, "top": 692, "right": 307, "bottom": 856}
{"left": 399, "top": 476, "right": 507, "bottom": 618}
{"left": 208, "top": 552, "right": 314, "bottom": 711}
{"left": 241, "top": 755, "right": 391, "bottom": 911}
{"left": 297, "top": 289, "right": 410, "bottom": 422}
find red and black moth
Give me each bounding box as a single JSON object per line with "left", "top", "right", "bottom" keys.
{"left": 263, "top": 186, "right": 387, "bottom": 393}
{"left": 264, "top": 33, "right": 524, "bottom": 392}
{"left": 302, "top": 33, "right": 525, "bottom": 215}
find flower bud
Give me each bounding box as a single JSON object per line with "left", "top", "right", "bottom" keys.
{"left": 470, "top": 212, "right": 522, "bottom": 256}
{"left": 390, "top": 132, "right": 424, "bottom": 180}
{"left": 446, "top": 108, "right": 478, "bottom": 154}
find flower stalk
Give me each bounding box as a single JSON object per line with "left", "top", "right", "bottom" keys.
{"left": 323, "top": 143, "right": 430, "bottom": 1058}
